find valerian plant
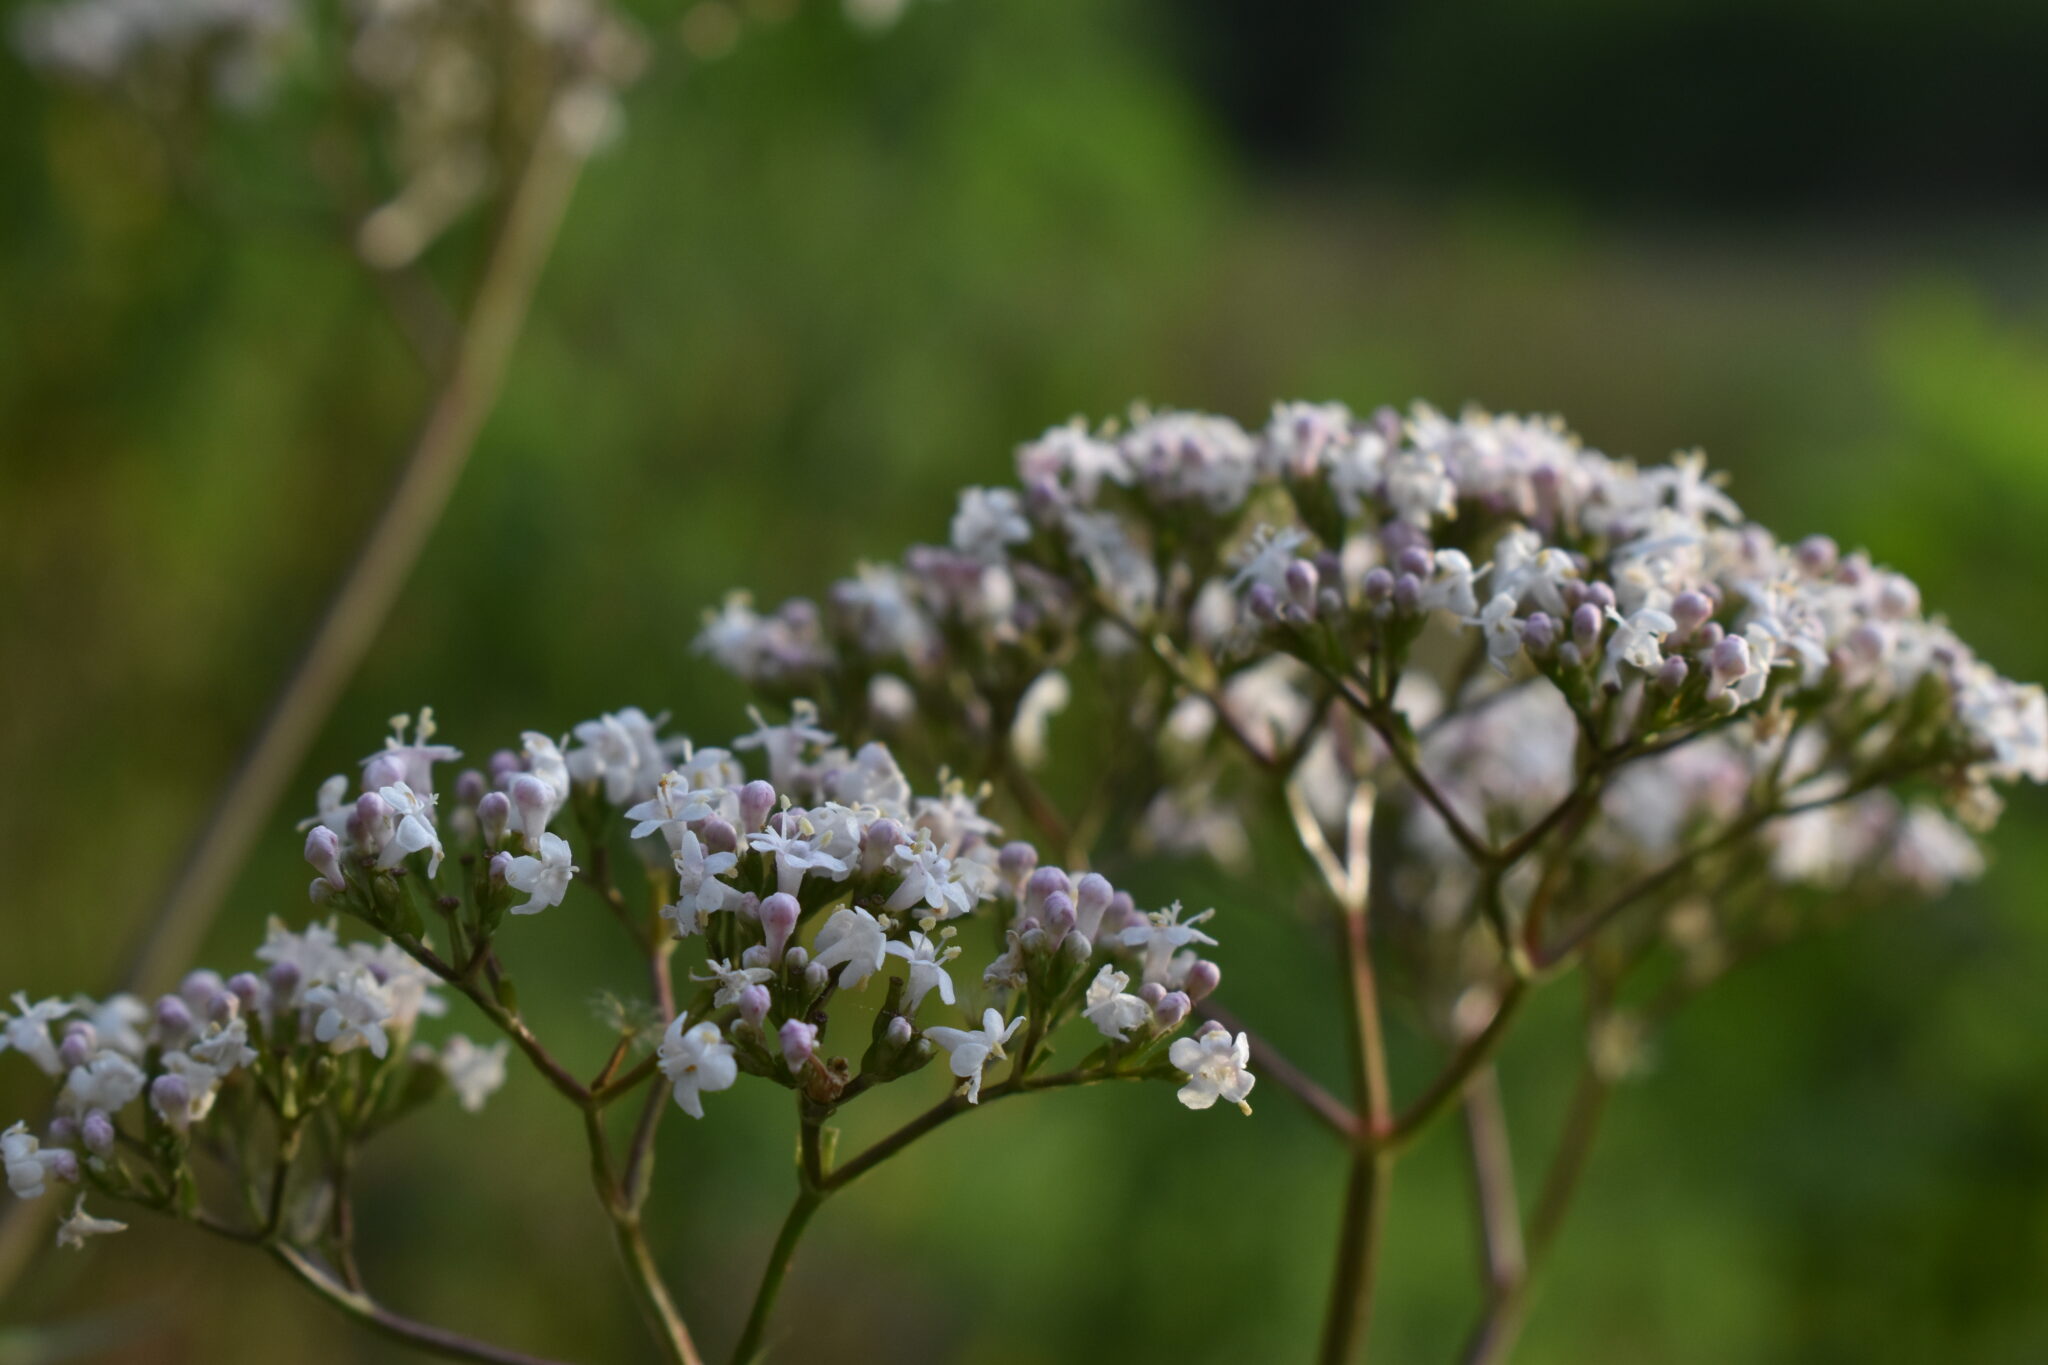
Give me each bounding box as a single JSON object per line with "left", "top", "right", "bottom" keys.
{"left": 697, "top": 400, "right": 2047, "bottom": 1362}
{"left": 2, "top": 704, "right": 1239, "bottom": 1364}
{"left": 1, "top": 406, "right": 2042, "bottom": 1363}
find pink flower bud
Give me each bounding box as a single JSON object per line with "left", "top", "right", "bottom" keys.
{"left": 997, "top": 841, "right": 1039, "bottom": 890}
{"left": 737, "top": 985, "right": 772, "bottom": 1028}
{"left": 150, "top": 1074, "right": 192, "bottom": 1132}
{"left": 81, "top": 1110, "right": 115, "bottom": 1156}
{"left": 509, "top": 774, "right": 553, "bottom": 851}
{"left": 739, "top": 781, "right": 777, "bottom": 833}
{"left": 1138, "top": 982, "right": 1166, "bottom": 1009}
{"left": 305, "top": 825, "right": 346, "bottom": 891}
{"left": 153, "top": 995, "right": 193, "bottom": 1044}
{"left": 760, "top": 892, "right": 801, "bottom": 963}
{"left": 778, "top": 1019, "right": 818, "bottom": 1074}
{"left": 885, "top": 1015, "right": 913, "bottom": 1048}
{"left": 363, "top": 753, "right": 407, "bottom": 793}
{"left": 1073, "top": 873, "right": 1114, "bottom": 940}
{"left": 699, "top": 816, "right": 739, "bottom": 856}
{"left": 1182, "top": 959, "right": 1222, "bottom": 1003}
{"left": 860, "top": 817, "right": 904, "bottom": 874}
{"left": 43, "top": 1149, "right": 78, "bottom": 1184}
{"left": 1154, "top": 991, "right": 1191, "bottom": 1031}
{"left": 46, "top": 1116, "right": 77, "bottom": 1146}
{"left": 476, "top": 790, "right": 512, "bottom": 847}
{"left": 1671, "top": 590, "right": 1714, "bottom": 640}
{"left": 58, "top": 1029, "right": 92, "bottom": 1070}
{"left": 1023, "top": 866, "right": 1071, "bottom": 920}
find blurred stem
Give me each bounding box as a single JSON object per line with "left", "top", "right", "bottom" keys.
{"left": 116, "top": 94, "right": 589, "bottom": 1005}
{"left": 1460, "top": 1066, "right": 1525, "bottom": 1300}
{"left": 586, "top": 1106, "right": 703, "bottom": 1365}
{"left": 1299, "top": 781, "right": 1394, "bottom": 1365}
{"left": 270, "top": 1242, "right": 574, "bottom": 1365}
{"left": 1458, "top": 1049, "right": 1614, "bottom": 1365}
{"left": 730, "top": 1190, "right": 824, "bottom": 1365}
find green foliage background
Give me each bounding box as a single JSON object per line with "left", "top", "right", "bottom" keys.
{"left": 3, "top": 1, "right": 2047, "bottom": 1360}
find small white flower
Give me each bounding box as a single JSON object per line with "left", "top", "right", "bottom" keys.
{"left": 518, "top": 733, "right": 572, "bottom": 813}
{"left": 55, "top": 1197, "right": 126, "bottom": 1250}
{"left": 1117, "top": 902, "right": 1220, "bottom": 985}
{"left": 0, "top": 994, "right": 73, "bottom": 1076}
{"left": 884, "top": 831, "right": 975, "bottom": 919}
{"left": 692, "top": 958, "right": 775, "bottom": 1010}
{"left": 434, "top": 1036, "right": 509, "bottom": 1113}
{"left": 1468, "top": 593, "right": 1525, "bottom": 674}
{"left": 71, "top": 994, "right": 149, "bottom": 1059}
{"left": 923, "top": 1008, "right": 1024, "bottom": 1104}
{"left": 658, "top": 1019, "right": 737, "bottom": 1119}
{"left": 187, "top": 1018, "right": 259, "bottom": 1076}
{"left": 61, "top": 1051, "right": 146, "bottom": 1116}
{"left": 1081, "top": 965, "right": 1150, "bottom": 1044}
{"left": 883, "top": 931, "right": 959, "bottom": 1014}
{"left": 951, "top": 487, "right": 1033, "bottom": 563}
{"left": 376, "top": 783, "right": 445, "bottom": 878}
{"left": 624, "top": 771, "right": 720, "bottom": 849}
{"left": 304, "top": 965, "right": 395, "bottom": 1060}
{"left": 749, "top": 817, "right": 850, "bottom": 897}
{"left": 661, "top": 829, "right": 739, "bottom": 937}
{"left": 2, "top": 1123, "right": 69, "bottom": 1199}
{"left": 1168, "top": 1024, "right": 1256, "bottom": 1115}
{"left": 504, "top": 832, "right": 578, "bottom": 915}
{"left": 809, "top": 907, "right": 888, "bottom": 991}
{"left": 1599, "top": 606, "right": 1679, "bottom": 690}
{"left": 1420, "top": 549, "right": 1482, "bottom": 618}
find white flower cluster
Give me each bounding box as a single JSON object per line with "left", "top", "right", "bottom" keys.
{"left": 0, "top": 918, "right": 504, "bottom": 1245}
{"left": 295, "top": 705, "right": 1241, "bottom": 1123}
{"left": 702, "top": 401, "right": 2043, "bottom": 917}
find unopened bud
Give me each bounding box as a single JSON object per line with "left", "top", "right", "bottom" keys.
{"left": 227, "top": 972, "right": 264, "bottom": 1014}
{"left": 739, "top": 780, "right": 777, "bottom": 833}
{"left": 153, "top": 995, "right": 193, "bottom": 1043}
{"left": 1154, "top": 991, "right": 1192, "bottom": 1031}
{"left": 1522, "top": 611, "right": 1556, "bottom": 655}
{"left": 1182, "top": 959, "right": 1221, "bottom": 1003}
{"left": 43, "top": 1149, "right": 78, "bottom": 1184}
{"left": 1023, "top": 866, "right": 1071, "bottom": 920}
{"left": 1137, "top": 982, "right": 1166, "bottom": 1009}
{"left": 1694, "top": 620, "right": 1725, "bottom": 652}
{"left": 699, "top": 816, "right": 739, "bottom": 856}
{"left": 81, "top": 1110, "right": 115, "bottom": 1156}
{"left": 1655, "top": 656, "right": 1689, "bottom": 693}
{"left": 1073, "top": 873, "right": 1114, "bottom": 940}
{"left": 455, "top": 768, "right": 487, "bottom": 806}
{"left": 150, "top": 1074, "right": 192, "bottom": 1131}
{"left": 488, "top": 749, "right": 521, "bottom": 784}
{"left": 1710, "top": 634, "right": 1751, "bottom": 686}
{"left": 1583, "top": 581, "right": 1616, "bottom": 612}
{"left": 784, "top": 945, "right": 809, "bottom": 973}
{"left": 861, "top": 817, "right": 904, "bottom": 874}
{"left": 1671, "top": 590, "right": 1713, "bottom": 640}
{"left": 1391, "top": 573, "right": 1423, "bottom": 613}
{"left": 46, "top": 1116, "right": 76, "bottom": 1146}
{"left": 1571, "top": 603, "right": 1603, "bottom": 653}
{"left": 760, "top": 892, "right": 801, "bottom": 963}
{"left": 509, "top": 774, "right": 553, "bottom": 851}
{"left": 1796, "top": 535, "right": 1838, "bottom": 576}
{"left": 488, "top": 851, "right": 512, "bottom": 888}
{"left": 1042, "top": 891, "right": 1076, "bottom": 942}
{"left": 265, "top": 961, "right": 302, "bottom": 1003}
{"left": 354, "top": 791, "right": 393, "bottom": 854}
{"left": 802, "top": 961, "right": 830, "bottom": 995}
{"left": 1018, "top": 926, "right": 1049, "bottom": 958}
{"left": 885, "top": 1015, "right": 914, "bottom": 1048}
{"left": 476, "top": 790, "right": 512, "bottom": 847}
{"left": 1362, "top": 566, "right": 1395, "bottom": 605}
{"left": 1245, "top": 582, "right": 1280, "bottom": 623}
{"left": 1395, "top": 546, "right": 1433, "bottom": 579}
{"left": 997, "top": 841, "right": 1039, "bottom": 889}
{"left": 1284, "top": 560, "right": 1320, "bottom": 613}
{"left": 1060, "top": 931, "right": 1093, "bottom": 963}
{"left": 58, "top": 1029, "right": 93, "bottom": 1070}
{"left": 779, "top": 1019, "right": 819, "bottom": 1073}
{"left": 305, "top": 824, "right": 346, "bottom": 890}
{"left": 737, "top": 985, "right": 771, "bottom": 1028}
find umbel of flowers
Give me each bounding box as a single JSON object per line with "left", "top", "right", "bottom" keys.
{"left": 700, "top": 399, "right": 2045, "bottom": 1361}
{"left": 0, "top": 705, "right": 1237, "bottom": 1365}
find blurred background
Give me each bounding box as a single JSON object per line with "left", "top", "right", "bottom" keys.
{"left": 5, "top": 0, "right": 2048, "bottom": 1360}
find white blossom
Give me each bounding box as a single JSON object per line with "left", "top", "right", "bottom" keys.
{"left": 691, "top": 959, "right": 775, "bottom": 1010}
{"left": 504, "top": 832, "right": 578, "bottom": 914}
{"left": 657, "top": 1019, "right": 736, "bottom": 1119}
{"left": 923, "top": 1008, "right": 1023, "bottom": 1104}
{"left": 809, "top": 907, "right": 888, "bottom": 991}
{"left": 433, "top": 1036, "right": 509, "bottom": 1113}
{"left": 376, "top": 782, "right": 445, "bottom": 878}
{"left": 304, "top": 965, "right": 396, "bottom": 1059}
{"left": 0, "top": 995, "right": 72, "bottom": 1076}
{"left": 661, "top": 829, "right": 739, "bottom": 937}
{"left": 1117, "top": 902, "right": 1220, "bottom": 985}
{"left": 883, "top": 931, "right": 959, "bottom": 1014}
{"left": 2, "top": 1123, "right": 69, "bottom": 1200}
{"left": 1168, "top": 1023, "right": 1256, "bottom": 1114}
{"left": 1081, "top": 966, "right": 1149, "bottom": 1044}
{"left": 55, "top": 1197, "right": 126, "bottom": 1249}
